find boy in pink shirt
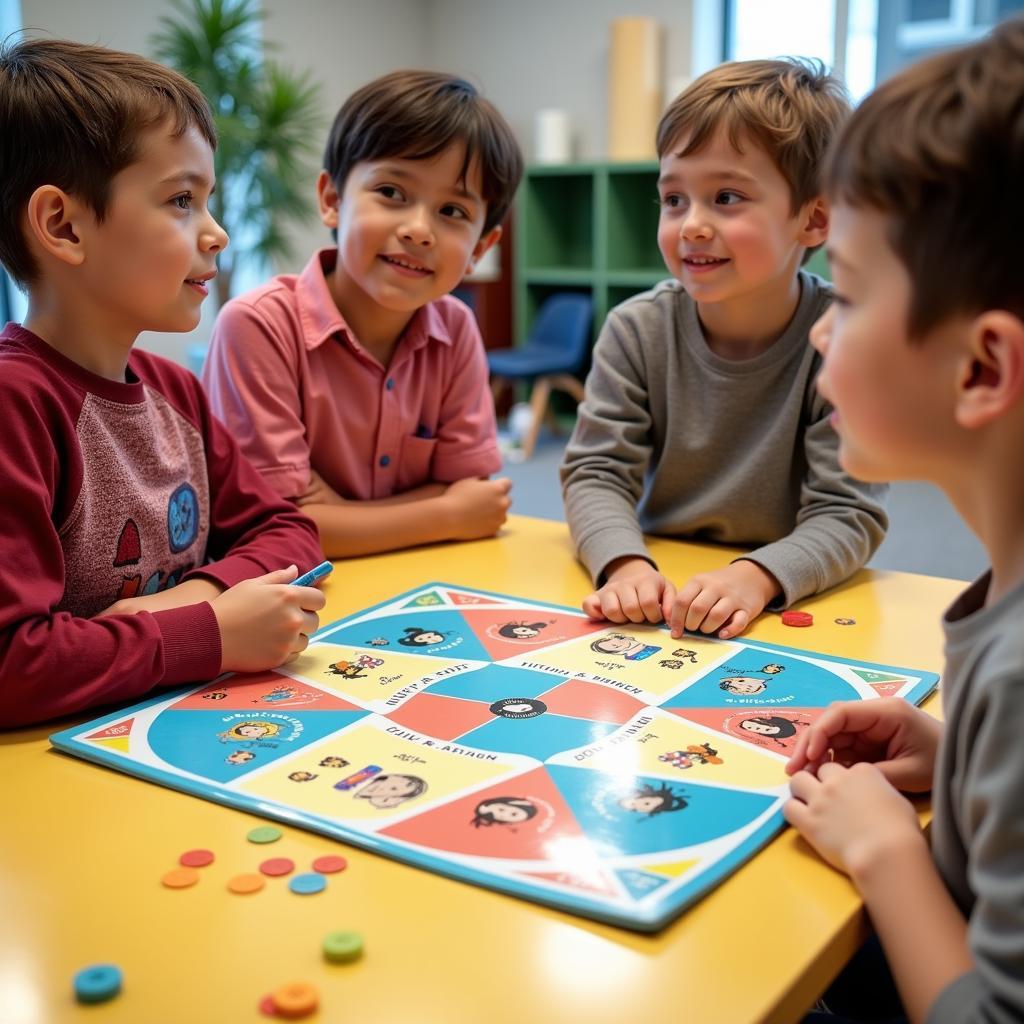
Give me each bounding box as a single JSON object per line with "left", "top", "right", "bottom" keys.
{"left": 204, "top": 71, "right": 523, "bottom": 557}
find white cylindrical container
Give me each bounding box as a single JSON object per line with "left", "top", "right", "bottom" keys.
{"left": 534, "top": 108, "right": 571, "bottom": 164}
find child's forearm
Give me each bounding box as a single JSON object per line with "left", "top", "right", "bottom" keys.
{"left": 357, "top": 483, "right": 447, "bottom": 507}
{"left": 303, "top": 493, "right": 458, "bottom": 557}
{"left": 853, "top": 832, "right": 973, "bottom": 1023}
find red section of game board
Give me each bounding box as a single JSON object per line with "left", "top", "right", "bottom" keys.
{"left": 446, "top": 591, "right": 503, "bottom": 605}
{"left": 385, "top": 692, "right": 493, "bottom": 740}
{"left": 381, "top": 767, "right": 592, "bottom": 861}
{"left": 86, "top": 718, "right": 135, "bottom": 741}
{"left": 171, "top": 674, "right": 364, "bottom": 713}
{"left": 541, "top": 678, "right": 648, "bottom": 724}
{"left": 458, "top": 607, "right": 607, "bottom": 662}
{"left": 870, "top": 681, "right": 904, "bottom": 697}
{"left": 519, "top": 867, "right": 619, "bottom": 897}
{"left": 665, "top": 706, "right": 825, "bottom": 755}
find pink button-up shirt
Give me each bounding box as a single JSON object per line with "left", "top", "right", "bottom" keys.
{"left": 203, "top": 249, "right": 501, "bottom": 501}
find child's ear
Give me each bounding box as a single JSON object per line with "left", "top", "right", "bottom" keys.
{"left": 317, "top": 171, "right": 341, "bottom": 229}
{"left": 955, "top": 311, "right": 1024, "bottom": 429}
{"left": 466, "top": 226, "right": 502, "bottom": 275}
{"left": 796, "top": 196, "right": 829, "bottom": 250}
{"left": 24, "top": 185, "right": 86, "bottom": 268}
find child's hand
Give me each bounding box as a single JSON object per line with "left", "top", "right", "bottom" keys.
{"left": 666, "top": 560, "right": 779, "bottom": 640}
{"left": 95, "top": 578, "right": 223, "bottom": 617}
{"left": 212, "top": 566, "right": 326, "bottom": 673}
{"left": 582, "top": 557, "right": 673, "bottom": 625}
{"left": 295, "top": 469, "right": 343, "bottom": 507}
{"left": 785, "top": 762, "right": 927, "bottom": 879}
{"left": 441, "top": 477, "right": 512, "bottom": 539}
{"left": 786, "top": 698, "right": 941, "bottom": 793}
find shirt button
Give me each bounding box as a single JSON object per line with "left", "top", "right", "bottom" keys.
{"left": 386, "top": 378, "right": 395, "bottom": 390}
{"left": 379, "top": 455, "right": 391, "bottom": 467}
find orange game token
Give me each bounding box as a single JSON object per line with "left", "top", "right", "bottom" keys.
{"left": 312, "top": 855, "right": 347, "bottom": 874}
{"left": 179, "top": 848, "right": 215, "bottom": 868}
{"left": 781, "top": 610, "right": 814, "bottom": 627}
{"left": 228, "top": 872, "right": 265, "bottom": 894}
{"left": 161, "top": 867, "right": 199, "bottom": 889}
{"left": 259, "top": 857, "right": 295, "bottom": 877}
{"left": 271, "top": 981, "right": 319, "bottom": 1018}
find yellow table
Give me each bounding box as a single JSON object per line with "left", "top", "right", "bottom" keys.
{"left": 0, "top": 516, "right": 964, "bottom": 1024}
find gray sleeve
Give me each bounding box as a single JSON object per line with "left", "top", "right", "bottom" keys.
{"left": 741, "top": 388, "right": 888, "bottom": 607}
{"left": 559, "top": 310, "right": 657, "bottom": 583}
{"left": 927, "top": 672, "right": 1024, "bottom": 1024}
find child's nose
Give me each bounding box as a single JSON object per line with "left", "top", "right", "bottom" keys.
{"left": 400, "top": 207, "right": 434, "bottom": 246}
{"left": 679, "top": 205, "right": 712, "bottom": 241}
{"left": 810, "top": 306, "right": 833, "bottom": 354}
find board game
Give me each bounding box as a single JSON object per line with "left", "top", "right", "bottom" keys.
{"left": 51, "top": 583, "right": 939, "bottom": 931}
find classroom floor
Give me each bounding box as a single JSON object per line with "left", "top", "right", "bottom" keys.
{"left": 499, "top": 428, "right": 989, "bottom": 584}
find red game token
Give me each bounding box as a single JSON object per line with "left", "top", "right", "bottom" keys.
{"left": 260, "top": 857, "right": 296, "bottom": 877}
{"left": 781, "top": 610, "right": 814, "bottom": 627}
{"left": 179, "top": 848, "right": 215, "bottom": 868}
{"left": 312, "top": 855, "right": 347, "bottom": 874}
{"left": 258, "top": 993, "right": 279, "bottom": 1017}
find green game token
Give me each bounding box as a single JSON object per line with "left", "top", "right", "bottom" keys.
{"left": 323, "top": 930, "right": 363, "bottom": 963}
{"left": 247, "top": 825, "right": 282, "bottom": 844}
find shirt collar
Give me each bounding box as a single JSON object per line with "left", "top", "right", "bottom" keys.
{"left": 296, "top": 248, "right": 455, "bottom": 354}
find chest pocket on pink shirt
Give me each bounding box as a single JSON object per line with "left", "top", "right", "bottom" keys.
{"left": 396, "top": 434, "right": 438, "bottom": 492}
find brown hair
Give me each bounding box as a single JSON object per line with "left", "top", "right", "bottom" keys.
{"left": 0, "top": 36, "right": 217, "bottom": 286}
{"left": 824, "top": 16, "right": 1024, "bottom": 338}
{"left": 657, "top": 58, "right": 850, "bottom": 215}
{"left": 322, "top": 70, "right": 523, "bottom": 235}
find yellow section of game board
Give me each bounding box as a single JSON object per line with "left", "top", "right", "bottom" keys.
{"left": 282, "top": 642, "right": 473, "bottom": 707}
{"left": 509, "top": 626, "right": 738, "bottom": 698}
{"left": 235, "top": 717, "right": 520, "bottom": 822}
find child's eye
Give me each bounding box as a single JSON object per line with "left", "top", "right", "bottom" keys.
{"left": 716, "top": 191, "right": 743, "bottom": 205}
{"left": 376, "top": 185, "right": 404, "bottom": 201}
{"left": 440, "top": 203, "right": 469, "bottom": 220}
{"left": 171, "top": 192, "right": 193, "bottom": 210}
{"left": 659, "top": 194, "right": 684, "bottom": 210}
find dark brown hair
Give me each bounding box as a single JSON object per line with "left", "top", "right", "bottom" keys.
{"left": 824, "top": 16, "right": 1024, "bottom": 338}
{"left": 657, "top": 58, "right": 851, "bottom": 214}
{"left": 322, "top": 70, "right": 523, "bottom": 235}
{"left": 0, "top": 36, "right": 217, "bottom": 286}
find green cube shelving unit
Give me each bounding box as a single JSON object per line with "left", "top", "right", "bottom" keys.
{"left": 514, "top": 161, "right": 667, "bottom": 348}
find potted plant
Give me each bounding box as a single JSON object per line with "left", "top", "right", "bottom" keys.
{"left": 152, "top": 0, "right": 322, "bottom": 306}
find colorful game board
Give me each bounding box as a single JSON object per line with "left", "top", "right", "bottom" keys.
{"left": 51, "top": 584, "right": 939, "bottom": 931}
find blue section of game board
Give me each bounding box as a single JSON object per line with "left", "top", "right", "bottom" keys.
{"left": 148, "top": 709, "right": 367, "bottom": 784}
{"left": 426, "top": 664, "right": 561, "bottom": 704}
{"left": 664, "top": 646, "right": 861, "bottom": 710}
{"left": 457, "top": 713, "right": 620, "bottom": 762}
{"left": 617, "top": 869, "right": 670, "bottom": 899}
{"left": 325, "top": 609, "right": 492, "bottom": 662}
{"left": 547, "top": 764, "right": 778, "bottom": 858}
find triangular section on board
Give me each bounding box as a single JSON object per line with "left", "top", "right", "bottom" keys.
{"left": 617, "top": 868, "right": 671, "bottom": 900}
{"left": 446, "top": 590, "right": 504, "bottom": 606}
{"left": 323, "top": 608, "right": 493, "bottom": 662}
{"left": 519, "top": 865, "right": 620, "bottom": 898}
{"left": 171, "top": 673, "right": 365, "bottom": 713}
{"left": 402, "top": 590, "right": 446, "bottom": 608}
{"left": 871, "top": 681, "right": 907, "bottom": 697}
{"left": 852, "top": 669, "right": 906, "bottom": 684}
{"left": 458, "top": 607, "right": 606, "bottom": 662}
{"left": 381, "top": 766, "right": 593, "bottom": 861}
{"left": 667, "top": 706, "right": 824, "bottom": 756}
{"left": 86, "top": 717, "right": 135, "bottom": 742}
{"left": 146, "top": 707, "right": 369, "bottom": 784}
{"left": 645, "top": 857, "right": 699, "bottom": 879}
{"left": 547, "top": 764, "right": 778, "bottom": 859}
{"left": 92, "top": 735, "right": 132, "bottom": 754}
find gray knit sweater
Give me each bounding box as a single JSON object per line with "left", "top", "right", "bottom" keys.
{"left": 559, "top": 273, "right": 887, "bottom": 606}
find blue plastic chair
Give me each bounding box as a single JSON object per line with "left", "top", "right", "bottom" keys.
{"left": 487, "top": 293, "right": 593, "bottom": 458}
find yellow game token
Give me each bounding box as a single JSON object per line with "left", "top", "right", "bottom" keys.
{"left": 161, "top": 867, "right": 199, "bottom": 889}
{"left": 227, "top": 872, "right": 265, "bottom": 894}
{"left": 271, "top": 980, "right": 319, "bottom": 1018}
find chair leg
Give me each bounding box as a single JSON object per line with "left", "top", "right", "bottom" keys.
{"left": 547, "top": 374, "right": 586, "bottom": 403}
{"left": 520, "top": 377, "right": 551, "bottom": 460}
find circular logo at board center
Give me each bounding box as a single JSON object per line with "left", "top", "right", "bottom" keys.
{"left": 489, "top": 697, "right": 547, "bottom": 719}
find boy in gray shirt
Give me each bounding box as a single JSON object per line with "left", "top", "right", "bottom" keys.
{"left": 785, "top": 17, "right": 1024, "bottom": 1022}
{"left": 561, "top": 60, "right": 887, "bottom": 641}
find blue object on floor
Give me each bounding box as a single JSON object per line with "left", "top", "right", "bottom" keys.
{"left": 487, "top": 293, "right": 593, "bottom": 459}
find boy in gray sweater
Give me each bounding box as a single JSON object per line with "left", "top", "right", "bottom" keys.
{"left": 786, "top": 18, "right": 1024, "bottom": 1023}
{"left": 560, "top": 60, "right": 887, "bottom": 641}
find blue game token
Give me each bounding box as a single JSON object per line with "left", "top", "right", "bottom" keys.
{"left": 74, "top": 963, "right": 123, "bottom": 1004}
{"left": 289, "top": 872, "right": 327, "bottom": 895}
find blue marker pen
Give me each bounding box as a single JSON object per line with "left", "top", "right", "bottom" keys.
{"left": 292, "top": 560, "right": 334, "bottom": 587}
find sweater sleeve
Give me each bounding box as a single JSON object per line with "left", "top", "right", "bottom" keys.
{"left": 927, "top": 670, "right": 1024, "bottom": 1024}
{"left": 559, "top": 310, "right": 657, "bottom": 583}
{"left": 740, "top": 384, "right": 888, "bottom": 607}
{"left": 0, "top": 384, "right": 221, "bottom": 730}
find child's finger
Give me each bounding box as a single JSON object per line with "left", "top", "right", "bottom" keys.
{"left": 636, "top": 578, "right": 664, "bottom": 623}
{"left": 255, "top": 565, "right": 299, "bottom": 585}
{"left": 718, "top": 608, "right": 749, "bottom": 640}
{"left": 582, "top": 592, "right": 604, "bottom": 620}
{"left": 599, "top": 589, "right": 627, "bottom": 623}
{"left": 698, "top": 597, "right": 735, "bottom": 636}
